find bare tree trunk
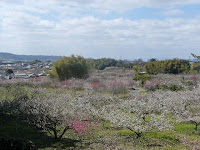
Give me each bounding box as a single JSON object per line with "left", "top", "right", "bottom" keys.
{"left": 58, "top": 126, "right": 70, "bottom": 139}
{"left": 128, "top": 127, "right": 142, "bottom": 138}
{"left": 195, "top": 123, "right": 198, "bottom": 131}
{"left": 53, "top": 128, "right": 58, "bottom": 139}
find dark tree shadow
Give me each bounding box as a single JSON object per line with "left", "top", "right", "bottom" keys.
{"left": 0, "top": 114, "right": 79, "bottom": 150}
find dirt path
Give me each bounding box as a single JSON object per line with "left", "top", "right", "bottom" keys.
{"left": 129, "top": 88, "right": 143, "bottom": 96}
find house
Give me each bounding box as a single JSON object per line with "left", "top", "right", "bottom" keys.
{"left": 139, "top": 71, "right": 146, "bottom": 75}
{"left": 14, "top": 73, "right": 28, "bottom": 79}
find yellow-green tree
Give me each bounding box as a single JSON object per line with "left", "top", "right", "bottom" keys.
{"left": 133, "top": 65, "right": 151, "bottom": 85}
{"left": 51, "top": 55, "right": 89, "bottom": 81}
{"left": 191, "top": 53, "right": 200, "bottom": 73}
{"left": 190, "top": 63, "right": 200, "bottom": 73}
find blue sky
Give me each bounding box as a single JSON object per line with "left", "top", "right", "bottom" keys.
{"left": 0, "top": 0, "right": 200, "bottom": 60}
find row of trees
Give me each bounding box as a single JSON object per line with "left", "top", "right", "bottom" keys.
{"left": 145, "top": 54, "right": 200, "bottom": 75}
{"left": 51, "top": 54, "right": 199, "bottom": 81}
{"left": 87, "top": 58, "right": 118, "bottom": 70}
{"left": 145, "top": 59, "right": 191, "bottom": 75}
{"left": 87, "top": 58, "right": 138, "bottom": 70}
{"left": 51, "top": 56, "right": 136, "bottom": 81}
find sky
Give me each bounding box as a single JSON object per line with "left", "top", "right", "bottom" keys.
{"left": 0, "top": 0, "right": 200, "bottom": 60}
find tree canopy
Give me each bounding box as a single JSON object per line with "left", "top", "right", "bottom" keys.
{"left": 51, "top": 55, "right": 89, "bottom": 81}
{"left": 6, "top": 69, "right": 14, "bottom": 75}
{"left": 145, "top": 59, "right": 190, "bottom": 75}
{"left": 191, "top": 53, "right": 200, "bottom": 61}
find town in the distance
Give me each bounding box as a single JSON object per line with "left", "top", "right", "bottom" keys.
{"left": 0, "top": 60, "right": 53, "bottom": 80}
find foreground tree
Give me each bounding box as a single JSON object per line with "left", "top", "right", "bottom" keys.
{"left": 16, "top": 94, "right": 75, "bottom": 139}
{"left": 51, "top": 55, "right": 89, "bottom": 81}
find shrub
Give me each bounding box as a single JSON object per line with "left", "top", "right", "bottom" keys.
{"left": 61, "top": 78, "right": 85, "bottom": 91}
{"left": 189, "top": 76, "right": 198, "bottom": 82}
{"left": 144, "top": 79, "right": 159, "bottom": 91}
{"left": 61, "top": 80, "right": 69, "bottom": 85}
{"left": 133, "top": 74, "right": 151, "bottom": 85}
{"left": 91, "top": 82, "right": 102, "bottom": 91}
{"left": 161, "top": 84, "right": 183, "bottom": 91}
{"left": 86, "top": 76, "right": 101, "bottom": 84}
{"left": 106, "top": 78, "right": 129, "bottom": 94}
{"left": 68, "top": 117, "right": 99, "bottom": 140}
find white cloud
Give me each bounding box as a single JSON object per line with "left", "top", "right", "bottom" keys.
{"left": 63, "top": 0, "right": 200, "bottom": 11}
{"left": 163, "top": 9, "right": 184, "bottom": 16}
{"left": 1, "top": 0, "right": 200, "bottom": 13}
{"left": 1, "top": 11, "right": 200, "bottom": 58}
{"left": 0, "top": 0, "right": 200, "bottom": 59}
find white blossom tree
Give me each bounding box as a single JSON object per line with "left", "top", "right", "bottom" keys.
{"left": 17, "top": 94, "right": 75, "bottom": 139}
{"left": 106, "top": 110, "right": 172, "bottom": 138}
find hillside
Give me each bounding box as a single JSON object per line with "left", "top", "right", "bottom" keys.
{"left": 0, "top": 52, "right": 59, "bottom": 62}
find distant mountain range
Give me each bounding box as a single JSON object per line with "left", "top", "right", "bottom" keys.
{"left": 0, "top": 52, "right": 60, "bottom": 62}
